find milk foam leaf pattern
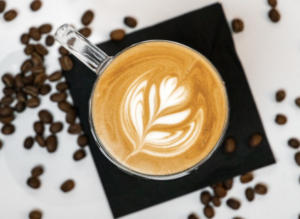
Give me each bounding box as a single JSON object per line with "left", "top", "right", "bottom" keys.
{"left": 122, "top": 76, "right": 204, "bottom": 160}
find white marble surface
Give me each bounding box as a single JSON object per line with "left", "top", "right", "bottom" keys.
{"left": 1, "top": 0, "right": 300, "bottom": 218}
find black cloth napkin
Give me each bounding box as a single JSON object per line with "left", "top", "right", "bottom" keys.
{"left": 64, "top": 3, "right": 275, "bottom": 218}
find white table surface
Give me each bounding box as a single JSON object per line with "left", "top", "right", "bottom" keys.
{"left": 1, "top": 0, "right": 300, "bottom": 218}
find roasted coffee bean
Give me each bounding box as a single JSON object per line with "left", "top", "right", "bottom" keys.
{"left": 59, "top": 55, "right": 73, "bottom": 71}
{"left": 0, "top": 115, "right": 14, "bottom": 124}
{"left": 81, "top": 10, "right": 94, "bottom": 25}
{"left": 61, "top": 179, "right": 75, "bottom": 192}
{"left": 295, "top": 97, "right": 300, "bottom": 108}
{"left": 15, "top": 101, "right": 26, "bottom": 112}
{"left": 24, "top": 136, "right": 34, "bottom": 149}
{"left": 66, "top": 109, "right": 76, "bottom": 124}
{"left": 59, "top": 101, "right": 72, "bottom": 112}
{"left": 39, "top": 84, "right": 51, "bottom": 95}
{"left": 268, "top": 0, "right": 277, "bottom": 7}
{"left": 38, "top": 110, "right": 53, "bottom": 124}
{"left": 211, "top": 183, "right": 223, "bottom": 190}
{"left": 1, "top": 96, "right": 14, "bottom": 106}
{"left": 29, "top": 27, "right": 41, "bottom": 41}
{"left": 30, "top": 0, "right": 42, "bottom": 11}
{"left": 275, "top": 114, "right": 287, "bottom": 125}
{"left": 35, "top": 134, "right": 45, "bottom": 147}
{"left": 0, "top": 106, "right": 13, "bottom": 117}
{"left": 27, "top": 97, "right": 40, "bottom": 108}
{"left": 0, "top": 140, "right": 2, "bottom": 150}
{"left": 79, "top": 27, "right": 92, "bottom": 37}
{"left": 110, "top": 29, "right": 126, "bottom": 41}
{"left": 188, "top": 213, "right": 199, "bottom": 219}
{"left": 203, "top": 205, "right": 214, "bottom": 218}
{"left": 34, "top": 73, "right": 47, "bottom": 87}
{"left": 295, "top": 152, "right": 300, "bottom": 166}
{"left": 38, "top": 24, "right": 52, "bottom": 34}
{"left": 124, "top": 16, "right": 137, "bottom": 28}
{"left": 50, "top": 122, "right": 63, "bottom": 133}
{"left": 288, "top": 138, "right": 300, "bottom": 149}
{"left": 31, "top": 66, "right": 45, "bottom": 74}
{"left": 240, "top": 172, "right": 253, "bottom": 183}
{"left": 214, "top": 185, "right": 227, "bottom": 198}
{"left": 34, "top": 121, "right": 44, "bottom": 134}
{"left": 224, "top": 137, "right": 236, "bottom": 154}
{"left": 16, "top": 91, "right": 26, "bottom": 102}
{"left": 59, "top": 46, "right": 69, "bottom": 55}
{"left": 3, "top": 87, "right": 15, "bottom": 96}
{"left": 23, "top": 86, "right": 38, "bottom": 97}
{"left": 50, "top": 92, "right": 67, "bottom": 102}
{"left": 21, "top": 34, "right": 30, "bottom": 45}
{"left": 56, "top": 82, "right": 68, "bottom": 92}
{"left": 77, "top": 134, "right": 88, "bottom": 147}
{"left": 2, "top": 124, "right": 15, "bottom": 135}
{"left": 35, "top": 44, "right": 48, "bottom": 56}
{"left": 0, "top": 0, "right": 6, "bottom": 13}
{"left": 31, "top": 52, "right": 43, "bottom": 65}
{"left": 249, "top": 134, "right": 263, "bottom": 147}
{"left": 45, "top": 35, "right": 54, "bottom": 46}
{"left": 23, "top": 74, "right": 34, "bottom": 85}
{"left": 73, "top": 149, "right": 86, "bottom": 161}
{"left": 245, "top": 187, "right": 255, "bottom": 201}
{"left": 226, "top": 198, "right": 241, "bottom": 210}
{"left": 31, "top": 165, "right": 43, "bottom": 177}
{"left": 27, "top": 177, "right": 41, "bottom": 189}
{"left": 48, "top": 71, "right": 62, "bottom": 82}
{"left": 29, "top": 210, "right": 42, "bottom": 219}
{"left": 15, "top": 74, "right": 25, "bottom": 88}
{"left": 68, "top": 124, "right": 82, "bottom": 134}
{"left": 223, "top": 178, "right": 233, "bottom": 190}
{"left": 4, "top": 10, "right": 17, "bottom": 21}
{"left": 232, "top": 19, "right": 244, "bottom": 33}
{"left": 212, "top": 196, "right": 221, "bottom": 207}
{"left": 200, "top": 191, "right": 211, "bottom": 205}
{"left": 2, "top": 74, "right": 14, "bottom": 87}
{"left": 254, "top": 183, "right": 268, "bottom": 194}
{"left": 46, "top": 135, "right": 57, "bottom": 153}
{"left": 269, "top": 9, "right": 280, "bottom": 22}
{"left": 275, "top": 90, "right": 285, "bottom": 102}
{"left": 24, "top": 44, "right": 35, "bottom": 55}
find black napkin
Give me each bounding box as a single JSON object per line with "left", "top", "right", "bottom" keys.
{"left": 64, "top": 3, "right": 275, "bottom": 218}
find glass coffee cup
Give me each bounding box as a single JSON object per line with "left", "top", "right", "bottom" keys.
{"left": 55, "top": 24, "right": 229, "bottom": 180}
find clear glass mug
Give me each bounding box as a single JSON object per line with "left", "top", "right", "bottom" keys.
{"left": 55, "top": 24, "right": 229, "bottom": 180}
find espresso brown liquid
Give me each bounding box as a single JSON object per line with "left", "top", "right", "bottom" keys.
{"left": 92, "top": 41, "right": 228, "bottom": 176}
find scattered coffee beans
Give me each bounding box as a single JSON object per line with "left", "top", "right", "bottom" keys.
{"left": 214, "top": 185, "right": 227, "bottom": 198}
{"left": 2, "top": 124, "right": 15, "bottom": 135}
{"left": 77, "top": 134, "right": 88, "bottom": 147}
{"left": 110, "top": 29, "right": 126, "bottom": 41}
{"left": 4, "top": 10, "right": 18, "bottom": 21}
{"left": 35, "top": 134, "right": 45, "bottom": 147}
{"left": 48, "top": 71, "right": 62, "bottom": 82}
{"left": 295, "top": 152, "right": 300, "bottom": 166}
{"left": 38, "top": 110, "right": 53, "bottom": 124}
{"left": 30, "top": 0, "right": 42, "bottom": 11}
{"left": 269, "top": 8, "right": 280, "bottom": 22}
{"left": 79, "top": 27, "right": 92, "bottom": 37}
{"left": 245, "top": 187, "right": 255, "bottom": 201}
{"left": 24, "top": 137, "right": 34, "bottom": 149}
{"left": 45, "top": 35, "right": 55, "bottom": 46}
{"left": 50, "top": 122, "right": 63, "bottom": 133}
{"left": 29, "top": 27, "right": 41, "bottom": 41}
{"left": 31, "top": 165, "right": 44, "bottom": 177}
{"left": 224, "top": 137, "right": 236, "bottom": 153}
{"left": 240, "top": 172, "right": 253, "bottom": 183}
{"left": 27, "top": 177, "right": 41, "bottom": 189}
{"left": 29, "top": 210, "right": 42, "bottom": 219}
{"left": 223, "top": 178, "right": 233, "bottom": 190}
{"left": 188, "top": 213, "right": 199, "bottom": 219}
{"left": 68, "top": 123, "right": 82, "bottom": 134}
{"left": 60, "top": 179, "right": 75, "bottom": 192}
{"left": 203, "top": 205, "right": 214, "bottom": 218}
{"left": 39, "top": 84, "right": 51, "bottom": 95}
{"left": 275, "top": 90, "right": 285, "bottom": 102}
{"left": 200, "top": 191, "right": 211, "bottom": 205}
{"left": 249, "top": 134, "right": 263, "bottom": 147}
{"left": 73, "top": 149, "right": 86, "bottom": 161}
{"left": 124, "top": 16, "right": 137, "bottom": 28}
{"left": 0, "top": 0, "right": 6, "bottom": 13}
{"left": 268, "top": 0, "right": 277, "bottom": 7}
{"left": 295, "top": 97, "right": 300, "bottom": 108}
{"left": 81, "top": 10, "right": 94, "bottom": 25}
{"left": 34, "top": 121, "right": 44, "bottom": 134}
{"left": 38, "top": 24, "right": 52, "bottom": 34}
{"left": 288, "top": 138, "right": 300, "bottom": 149}
{"left": 232, "top": 19, "right": 244, "bottom": 33}
{"left": 212, "top": 196, "right": 221, "bottom": 207}
{"left": 46, "top": 135, "right": 58, "bottom": 153}
{"left": 275, "top": 114, "right": 287, "bottom": 125}
{"left": 21, "top": 34, "right": 30, "bottom": 45}
{"left": 226, "top": 198, "right": 241, "bottom": 210}
{"left": 254, "top": 183, "right": 268, "bottom": 194}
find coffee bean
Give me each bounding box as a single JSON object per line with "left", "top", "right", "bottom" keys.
{"left": 46, "top": 135, "right": 57, "bottom": 153}
{"left": 245, "top": 187, "right": 255, "bottom": 201}
{"left": 124, "top": 16, "right": 137, "bottom": 28}
{"left": 249, "top": 134, "right": 263, "bottom": 147}
{"left": 269, "top": 9, "right": 280, "bottom": 22}
{"left": 31, "top": 165, "right": 43, "bottom": 177}
{"left": 29, "top": 210, "right": 42, "bottom": 219}
{"left": 21, "top": 34, "right": 30, "bottom": 45}
{"left": 77, "top": 134, "right": 88, "bottom": 147}
{"left": 35, "top": 134, "right": 45, "bottom": 147}
{"left": 56, "top": 82, "right": 68, "bottom": 92}
{"left": 61, "top": 179, "right": 75, "bottom": 192}
{"left": 50, "top": 122, "right": 63, "bottom": 133}
{"left": 31, "top": 52, "right": 44, "bottom": 65}
{"left": 288, "top": 138, "right": 300, "bottom": 149}
{"left": 0, "top": 140, "right": 2, "bottom": 150}
{"left": 78, "top": 27, "right": 92, "bottom": 37}
{"left": 275, "top": 90, "right": 285, "bottom": 102}
{"left": 38, "top": 24, "right": 52, "bottom": 34}
{"left": 223, "top": 178, "right": 233, "bottom": 190}
{"left": 45, "top": 35, "right": 54, "bottom": 47}
{"left": 240, "top": 172, "right": 253, "bottom": 183}
{"left": 59, "top": 55, "right": 73, "bottom": 71}
{"left": 35, "top": 44, "right": 48, "bottom": 56}
{"left": 23, "top": 74, "right": 33, "bottom": 85}
{"left": 59, "top": 101, "right": 72, "bottom": 112}
{"left": 15, "top": 74, "right": 24, "bottom": 89}
{"left": 200, "top": 191, "right": 211, "bottom": 205}
{"left": 110, "top": 29, "right": 126, "bottom": 41}
{"left": 15, "top": 102, "right": 26, "bottom": 112}
{"left": 2, "top": 74, "right": 14, "bottom": 87}
{"left": 31, "top": 66, "right": 45, "bottom": 74}
{"left": 1, "top": 96, "right": 14, "bottom": 106}
{"left": 24, "top": 44, "right": 35, "bottom": 55}
{"left": 27, "top": 177, "right": 41, "bottom": 189}
{"left": 254, "top": 183, "right": 268, "bottom": 195}
{"left": 0, "top": 115, "right": 14, "bottom": 124}
{"left": 0, "top": 1, "right": 6, "bottom": 13}
{"left": 224, "top": 138, "right": 236, "bottom": 154}
{"left": 275, "top": 114, "right": 287, "bottom": 125}
{"left": 27, "top": 97, "right": 40, "bottom": 108}
{"left": 81, "top": 10, "right": 94, "bottom": 25}
{"left": 214, "top": 185, "right": 227, "bottom": 198}
{"left": 232, "top": 19, "right": 244, "bottom": 33}
{"left": 233, "top": 217, "right": 244, "bottom": 219}
{"left": 1, "top": 124, "right": 15, "bottom": 135}
{"left": 50, "top": 92, "right": 67, "bottom": 103}
{"left": 48, "top": 71, "right": 62, "bottom": 82}
{"left": 38, "top": 110, "right": 53, "bottom": 124}
{"left": 203, "top": 205, "right": 214, "bottom": 218}
{"left": 24, "top": 136, "right": 34, "bottom": 149}
{"left": 3, "top": 87, "right": 15, "bottom": 96}
{"left": 73, "top": 149, "right": 86, "bottom": 161}
{"left": 68, "top": 124, "right": 82, "bottom": 134}
{"left": 268, "top": 0, "right": 277, "bottom": 7}
{"left": 30, "top": 0, "right": 42, "bottom": 11}
{"left": 34, "top": 73, "right": 47, "bottom": 88}
{"left": 29, "top": 27, "right": 41, "bottom": 41}
{"left": 188, "top": 213, "right": 199, "bottom": 219}
{"left": 39, "top": 84, "right": 51, "bottom": 95}
{"left": 226, "top": 198, "right": 241, "bottom": 210}
{"left": 4, "top": 10, "right": 17, "bottom": 21}
{"left": 23, "top": 85, "right": 38, "bottom": 97}
{"left": 34, "top": 121, "right": 44, "bottom": 134}
{"left": 0, "top": 106, "right": 13, "bottom": 117}
{"left": 16, "top": 90, "right": 27, "bottom": 102}
{"left": 295, "top": 152, "right": 300, "bottom": 166}
{"left": 212, "top": 196, "right": 221, "bottom": 207}
{"left": 59, "top": 46, "right": 69, "bottom": 55}
{"left": 66, "top": 109, "right": 77, "bottom": 124}
{"left": 295, "top": 97, "right": 300, "bottom": 108}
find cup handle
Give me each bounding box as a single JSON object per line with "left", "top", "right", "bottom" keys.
{"left": 55, "top": 24, "right": 111, "bottom": 74}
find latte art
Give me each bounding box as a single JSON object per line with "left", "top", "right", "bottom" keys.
{"left": 92, "top": 41, "right": 228, "bottom": 175}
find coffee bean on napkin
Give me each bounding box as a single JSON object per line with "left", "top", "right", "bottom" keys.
{"left": 213, "top": 185, "right": 227, "bottom": 198}
{"left": 77, "top": 134, "right": 88, "bottom": 147}
{"left": 245, "top": 187, "right": 255, "bottom": 201}
{"left": 275, "top": 90, "right": 285, "bottom": 102}
{"left": 59, "top": 56, "right": 73, "bottom": 71}
{"left": 124, "top": 16, "right": 137, "bottom": 28}
{"left": 29, "top": 27, "right": 41, "bottom": 41}
{"left": 275, "top": 114, "right": 287, "bottom": 125}
{"left": 0, "top": 140, "right": 3, "bottom": 150}
{"left": 240, "top": 172, "right": 253, "bottom": 183}
{"left": 4, "top": 10, "right": 18, "bottom": 21}
{"left": 46, "top": 135, "right": 57, "bottom": 153}
{"left": 2, "top": 74, "right": 14, "bottom": 87}
{"left": 59, "top": 101, "right": 73, "bottom": 113}
{"left": 200, "top": 191, "right": 211, "bottom": 205}
{"left": 39, "top": 84, "right": 51, "bottom": 95}
{"left": 188, "top": 213, "right": 199, "bottom": 219}
{"left": 223, "top": 137, "right": 236, "bottom": 153}
{"left": 33, "top": 121, "right": 44, "bottom": 134}
{"left": 48, "top": 71, "right": 62, "bottom": 82}
{"left": 50, "top": 122, "right": 63, "bottom": 133}
{"left": 73, "top": 149, "right": 86, "bottom": 161}
{"left": 226, "top": 198, "right": 241, "bottom": 210}
{"left": 35, "top": 134, "right": 45, "bottom": 147}
{"left": 0, "top": 0, "right": 6, "bottom": 13}
{"left": 2, "top": 124, "right": 15, "bottom": 135}
{"left": 203, "top": 205, "right": 214, "bottom": 218}
{"left": 30, "top": 0, "right": 42, "bottom": 11}
{"left": 110, "top": 29, "right": 126, "bottom": 41}
{"left": 24, "top": 136, "right": 34, "bottom": 149}
{"left": 79, "top": 27, "right": 92, "bottom": 37}
{"left": 268, "top": 0, "right": 277, "bottom": 7}
{"left": 249, "top": 134, "right": 263, "bottom": 147}
{"left": 295, "top": 152, "right": 300, "bottom": 166}
{"left": 38, "top": 24, "right": 52, "bottom": 34}
{"left": 68, "top": 124, "right": 82, "bottom": 134}
{"left": 27, "top": 177, "right": 41, "bottom": 189}
{"left": 29, "top": 210, "right": 42, "bottom": 219}
{"left": 81, "top": 10, "right": 94, "bottom": 25}
{"left": 269, "top": 9, "right": 280, "bottom": 22}
{"left": 295, "top": 97, "right": 300, "bottom": 108}
{"left": 38, "top": 110, "right": 53, "bottom": 124}
{"left": 288, "top": 138, "right": 300, "bottom": 149}
{"left": 15, "top": 102, "right": 26, "bottom": 112}
{"left": 232, "top": 19, "right": 244, "bottom": 33}
{"left": 60, "top": 179, "right": 75, "bottom": 192}
{"left": 223, "top": 178, "right": 233, "bottom": 190}
{"left": 254, "top": 183, "right": 268, "bottom": 194}
{"left": 212, "top": 196, "right": 221, "bottom": 207}
{"left": 21, "top": 34, "right": 30, "bottom": 45}
{"left": 45, "top": 35, "right": 55, "bottom": 46}
{"left": 31, "top": 165, "right": 44, "bottom": 177}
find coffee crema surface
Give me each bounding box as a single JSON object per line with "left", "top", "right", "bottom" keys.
{"left": 92, "top": 41, "right": 228, "bottom": 176}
